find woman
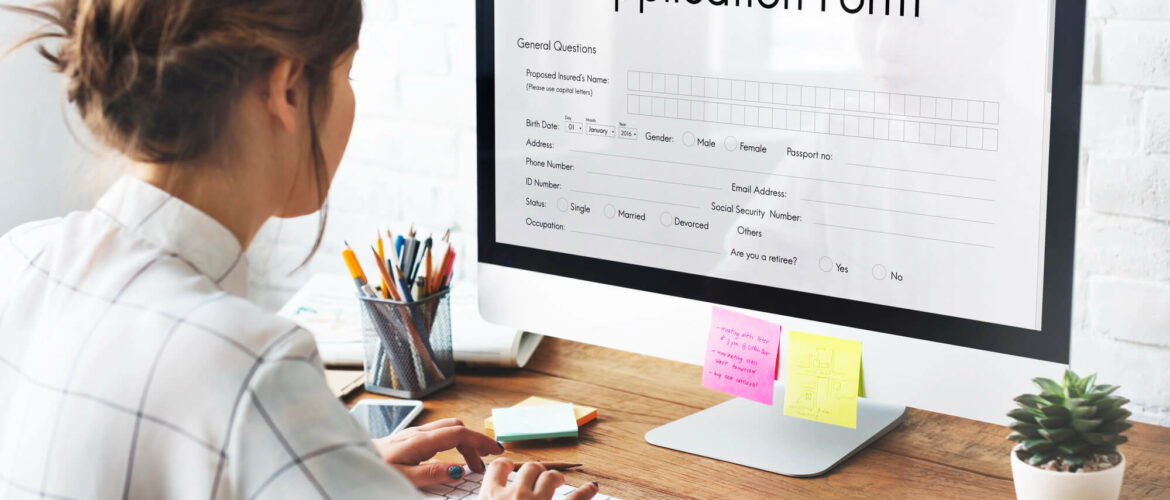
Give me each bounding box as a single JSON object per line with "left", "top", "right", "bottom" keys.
{"left": 0, "top": 1, "right": 598, "bottom": 499}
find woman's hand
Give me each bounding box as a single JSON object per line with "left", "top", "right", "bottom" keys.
{"left": 373, "top": 418, "right": 504, "bottom": 487}
{"left": 479, "top": 459, "right": 599, "bottom": 500}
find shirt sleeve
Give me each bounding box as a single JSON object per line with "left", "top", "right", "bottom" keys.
{"left": 223, "top": 329, "right": 422, "bottom": 500}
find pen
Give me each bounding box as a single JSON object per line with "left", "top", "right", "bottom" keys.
{"left": 410, "top": 236, "right": 432, "bottom": 287}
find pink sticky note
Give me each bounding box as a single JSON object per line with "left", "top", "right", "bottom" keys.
{"left": 702, "top": 307, "right": 782, "bottom": 405}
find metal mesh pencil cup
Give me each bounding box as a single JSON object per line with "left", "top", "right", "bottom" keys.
{"left": 358, "top": 289, "right": 455, "bottom": 399}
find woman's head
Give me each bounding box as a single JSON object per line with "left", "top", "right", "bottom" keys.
{"left": 8, "top": 0, "right": 362, "bottom": 221}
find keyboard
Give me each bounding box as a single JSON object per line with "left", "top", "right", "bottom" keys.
{"left": 419, "top": 468, "right": 623, "bottom": 500}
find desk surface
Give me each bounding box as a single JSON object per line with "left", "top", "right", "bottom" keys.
{"left": 350, "top": 338, "right": 1170, "bottom": 499}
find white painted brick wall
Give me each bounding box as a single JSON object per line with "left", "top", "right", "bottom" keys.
{"left": 240, "top": 0, "right": 1170, "bottom": 425}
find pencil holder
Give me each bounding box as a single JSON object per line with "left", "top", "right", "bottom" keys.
{"left": 358, "top": 289, "right": 456, "bottom": 399}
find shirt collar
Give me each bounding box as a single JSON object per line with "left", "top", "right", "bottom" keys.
{"left": 95, "top": 176, "right": 249, "bottom": 297}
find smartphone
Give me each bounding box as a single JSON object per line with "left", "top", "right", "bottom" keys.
{"left": 349, "top": 399, "right": 424, "bottom": 439}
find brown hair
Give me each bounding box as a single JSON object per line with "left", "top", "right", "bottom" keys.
{"left": 5, "top": 0, "right": 363, "bottom": 260}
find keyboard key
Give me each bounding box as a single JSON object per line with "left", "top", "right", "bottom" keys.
{"left": 421, "top": 484, "right": 456, "bottom": 495}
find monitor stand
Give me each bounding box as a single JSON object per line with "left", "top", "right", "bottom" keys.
{"left": 645, "top": 383, "right": 907, "bottom": 477}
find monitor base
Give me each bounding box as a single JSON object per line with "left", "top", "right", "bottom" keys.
{"left": 645, "top": 384, "right": 907, "bottom": 477}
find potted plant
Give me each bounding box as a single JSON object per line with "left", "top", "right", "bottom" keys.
{"left": 1007, "top": 370, "right": 1131, "bottom": 500}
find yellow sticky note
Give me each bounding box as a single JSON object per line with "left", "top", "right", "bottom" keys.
{"left": 783, "top": 331, "right": 862, "bottom": 429}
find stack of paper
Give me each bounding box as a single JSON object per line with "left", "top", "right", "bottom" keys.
{"left": 484, "top": 396, "right": 597, "bottom": 432}
{"left": 491, "top": 403, "right": 579, "bottom": 443}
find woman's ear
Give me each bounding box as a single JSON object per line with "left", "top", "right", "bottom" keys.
{"left": 264, "top": 57, "right": 306, "bottom": 133}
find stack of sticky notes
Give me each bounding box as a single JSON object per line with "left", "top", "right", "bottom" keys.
{"left": 487, "top": 396, "right": 598, "bottom": 443}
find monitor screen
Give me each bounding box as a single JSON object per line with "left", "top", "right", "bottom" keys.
{"left": 478, "top": 0, "right": 1082, "bottom": 363}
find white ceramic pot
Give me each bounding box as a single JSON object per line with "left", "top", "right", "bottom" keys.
{"left": 1010, "top": 448, "right": 1125, "bottom": 500}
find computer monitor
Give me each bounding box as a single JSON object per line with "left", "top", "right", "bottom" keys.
{"left": 477, "top": 0, "right": 1085, "bottom": 476}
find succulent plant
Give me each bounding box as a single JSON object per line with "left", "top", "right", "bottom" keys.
{"left": 1007, "top": 370, "right": 1131, "bottom": 471}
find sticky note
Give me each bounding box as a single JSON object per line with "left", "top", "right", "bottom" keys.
{"left": 783, "top": 331, "right": 862, "bottom": 429}
{"left": 484, "top": 396, "right": 597, "bottom": 432}
{"left": 702, "top": 307, "right": 782, "bottom": 405}
{"left": 491, "top": 403, "right": 578, "bottom": 443}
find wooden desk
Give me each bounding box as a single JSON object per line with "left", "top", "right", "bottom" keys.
{"left": 350, "top": 338, "right": 1170, "bottom": 499}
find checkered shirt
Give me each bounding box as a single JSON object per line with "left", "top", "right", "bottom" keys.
{"left": 0, "top": 176, "right": 421, "bottom": 499}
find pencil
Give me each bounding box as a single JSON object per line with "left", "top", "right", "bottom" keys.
{"left": 371, "top": 246, "right": 403, "bottom": 302}
{"left": 507, "top": 462, "right": 583, "bottom": 472}
{"left": 422, "top": 245, "right": 434, "bottom": 296}
{"left": 375, "top": 233, "right": 390, "bottom": 299}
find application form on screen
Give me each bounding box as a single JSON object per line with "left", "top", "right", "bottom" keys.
{"left": 494, "top": 1, "right": 1055, "bottom": 330}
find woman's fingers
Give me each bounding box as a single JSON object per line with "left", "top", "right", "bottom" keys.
{"left": 482, "top": 457, "right": 514, "bottom": 494}
{"left": 414, "top": 417, "right": 465, "bottom": 432}
{"left": 405, "top": 426, "right": 504, "bottom": 462}
{"left": 563, "top": 482, "right": 600, "bottom": 500}
{"left": 457, "top": 443, "right": 487, "bottom": 473}
{"left": 393, "top": 463, "right": 467, "bottom": 487}
{"left": 533, "top": 470, "right": 565, "bottom": 498}
{"left": 514, "top": 462, "right": 546, "bottom": 491}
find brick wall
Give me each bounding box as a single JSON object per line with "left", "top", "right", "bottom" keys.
{"left": 81, "top": 0, "right": 1165, "bottom": 426}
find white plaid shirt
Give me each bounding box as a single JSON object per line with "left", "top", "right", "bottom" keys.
{"left": 0, "top": 176, "right": 421, "bottom": 499}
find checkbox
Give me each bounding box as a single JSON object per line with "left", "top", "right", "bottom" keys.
{"left": 875, "top": 93, "right": 890, "bottom": 114}
{"left": 874, "top": 119, "right": 890, "bottom": 140}
{"left": 745, "top": 106, "right": 758, "bottom": 126}
{"left": 706, "top": 77, "right": 719, "bottom": 98}
{"left": 890, "top": 120, "right": 905, "bottom": 141}
{"left": 732, "top": 105, "right": 745, "bottom": 124}
{"left": 817, "top": 87, "right": 831, "bottom": 108}
{"left": 968, "top": 101, "right": 985, "bottom": 123}
{"left": 844, "top": 115, "right": 860, "bottom": 136}
{"left": 759, "top": 107, "right": 773, "bottom": 127}
{"left": 845, "top": 90, "right": 860, "bottom": 111}
{"left": 732, "top": 80, "right": 745, "bottom": 100}
{"left": 719, "top": 103, "right": 732, "bottom": 123}
{"left": 936, "top": 98, "right": 952, "bottom": 120}
{"left": 891, "top": 94, "right": 906, "bottom": 115}
{"left": 801, "top": 111, "right": 815, "bottom": 131}
{"left": 653, "top": 97, "right": 666, "bottom": 116}
{"left": 905, "top": 121, "right": 920, "bottom": 142}
{"left": 859, "top": 116, "right": 874, "bottom": 137}
{"left": 952, "top": 100, "right": 968, "bottom": 122}
{"left": 705, "top": 102, "right": 718, "bottom": 121}
{"left": 816, "top": 113, "right": 830, "bottom": 133}
{"left": 831, "top": 88, "right": 845, "bottom": 110}
{"left": 628, "top": 71, "right": 640, "bottom": 91}
{"left": 640, "top": 73, "right": 652, "bottom": 92}
{"left": 746, "top": 81, "right": 759, "bottom": 102}
{"left": 640, "top": 96, "right": 652, "bottom": 114}
{"left": 719, "top": 79, "right": 733, "bottom": 99}
{"left": 920, "top": 123, "right": 936, "bottom": 144}
{"left": 774, "top": 84, "right": 788, "bottom": 104}
{"left": 653, "top": 73, "right": 666, "bottom": 93}
{"left": 677, "top": 100, "right": 692, "bottom": 119}
{"left": 906, "top": 96, "right": 921, "bottom": 116}
{"left": 628, "top": 95, "right": 639, "bottom": 114}
{"left": 951, "top": 126, "right": 966, "bottom": 147}
{"left": 921, "top": 97, "right": 937, "bottom": 119}
{"left": 666, "top": 99, "right": 678, "bottom": 118}
{"left": 830, "top": 114, "right": 845, "bottom": 135}
{"left": 665, "top": 74, "right": 678, "bottom": 94}
{"left": 759, "top": 83, "right": 772, "bottom": 103}
{"left": 860, "top": 92, "right": 875, "bottom": 112}
{"left": 966, "top": 127, "right": 983, "bottom": 149}
{"left": 984, "top": 129, "right": 999, "bottom": 150}
{"left": 789, "top": 86, "right": 803, "bottom": 105}
{"left": 985, "top": 103, "right": 1000, "bottom": 124}
{"left": 691, "top": 77, "right": 704, "bottom": 97}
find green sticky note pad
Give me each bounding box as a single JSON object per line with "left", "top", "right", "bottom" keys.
{"left": 492, "top": 403, "right": 579, "bottom": 442}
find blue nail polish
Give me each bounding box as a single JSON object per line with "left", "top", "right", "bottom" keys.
{"left": 448, "top": 465, "right": 464, "bottom": 479}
